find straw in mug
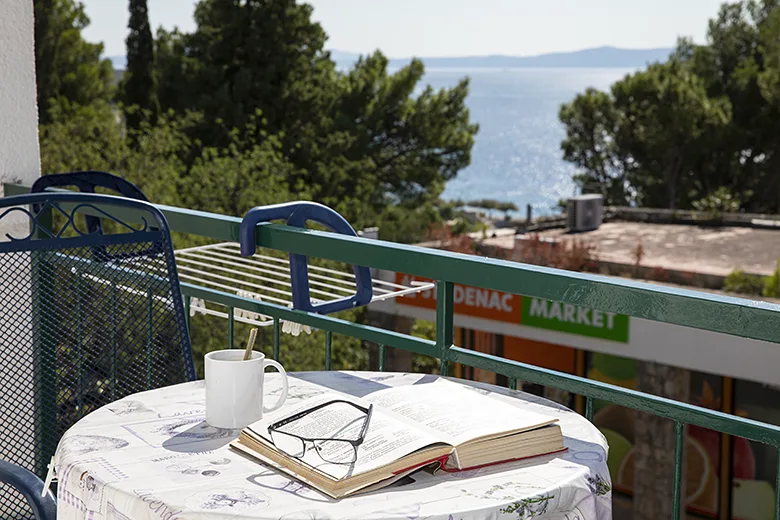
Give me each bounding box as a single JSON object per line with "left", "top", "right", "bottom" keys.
{"left": 243, "top": 328, "right": 259, "bottom": 360}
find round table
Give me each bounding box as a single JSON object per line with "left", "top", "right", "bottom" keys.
{"left": 52, "top": 371, "right": 612, "bottom": 520}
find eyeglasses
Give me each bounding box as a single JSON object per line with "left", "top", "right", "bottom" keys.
{"left": 268, "top": 400, "right": 373, "bottom": 465}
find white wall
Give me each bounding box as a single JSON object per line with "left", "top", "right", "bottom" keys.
{"left": 0, "top": 0, "right": 40, "bottom": 202}
{"left": 0, "top": 0, "right": 40, "bottom": 504}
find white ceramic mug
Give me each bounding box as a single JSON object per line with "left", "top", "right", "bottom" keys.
{"left": 204, "top": 349, "right": 289, "bottom": 429}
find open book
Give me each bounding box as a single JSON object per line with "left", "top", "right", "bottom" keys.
{"left": 230, "top": 376, "right": 565, "bottom": 499}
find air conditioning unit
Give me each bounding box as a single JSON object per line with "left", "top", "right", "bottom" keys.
{"left": 567, "top": 194, "right": 603, "bottom": 232}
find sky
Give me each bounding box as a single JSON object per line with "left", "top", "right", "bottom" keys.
{"left": 82, "top": 0, "right": 726, "bottom": 59}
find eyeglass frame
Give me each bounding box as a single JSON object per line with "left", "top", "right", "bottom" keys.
{"left": 267, "top": 399, "right": 374, "bottom": 464}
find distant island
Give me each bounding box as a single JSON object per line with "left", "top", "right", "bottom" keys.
{"left": 331, "top": 46, "right": 674, "bottom": 69}
{"left": 109, "top": 46, "right": 673, "bottom": 72}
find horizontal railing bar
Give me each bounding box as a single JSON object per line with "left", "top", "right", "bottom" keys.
{"left": 447, "top": 346, "right": 780, "bottom": 446}
{"left": 7, "top": 182, "right": 780, "bottom": 344}
{"left": 178, "top": 282, "right": 438, "bottom": 358}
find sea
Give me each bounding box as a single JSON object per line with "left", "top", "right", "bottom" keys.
{"left": 413, "top": 68, "right": 634, "bottom": 216}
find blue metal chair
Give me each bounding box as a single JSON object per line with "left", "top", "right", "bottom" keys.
{"left": 0, "top": 192, "right": 196, "bottom": 519}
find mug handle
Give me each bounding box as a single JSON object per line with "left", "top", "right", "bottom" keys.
{"left": 263, "top": 359, "right": 288, "bottom": 413}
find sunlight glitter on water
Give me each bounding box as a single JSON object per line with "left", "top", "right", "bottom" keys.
{"left": 415, "top": 67, "right": 634, "bottom": 216}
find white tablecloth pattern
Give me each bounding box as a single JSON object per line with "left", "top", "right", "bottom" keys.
{"left": 52, "top": 371, "right": 612, "bottom": 520}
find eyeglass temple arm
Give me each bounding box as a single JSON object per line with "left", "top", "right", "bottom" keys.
{"left": 357, "top": 404, "right": 374, "bottom": 442}
{"left": 269, "top": 399, "right": 371, "bottom": 431}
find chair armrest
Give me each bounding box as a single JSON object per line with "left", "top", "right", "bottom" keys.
{"left": 0, "top": 460, "right": 56, "bottom": 520}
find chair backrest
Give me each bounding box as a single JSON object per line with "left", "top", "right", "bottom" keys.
{"left": 0, "top": 192, "right": 195, "bottom": 518}
{"left": 30, "top": 170, "right": 149, "bottom": 200}
{"left": 31, "top": 171, "right": 155, "bottom": 262}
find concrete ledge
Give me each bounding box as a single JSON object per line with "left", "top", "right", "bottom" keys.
{"left": 605, "top": 206, "right": 780, "bottom": 229}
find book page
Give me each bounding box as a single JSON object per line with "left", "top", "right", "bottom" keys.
{"left": 363, "top": 378, "right": 557, "bottom": 447}
{"left": 246, "top": 392, "right": 446, "bottom": 481}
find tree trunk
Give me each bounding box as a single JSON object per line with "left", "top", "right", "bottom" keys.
{"left": 633, "top": 361, "right": 690, "bottom": 520}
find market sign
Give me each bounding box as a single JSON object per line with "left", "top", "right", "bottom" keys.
{"left": 521, "top": 297, "right": 629, "bottom": 343}
{"left": 395, "top": 274, "right": 521, "bottom": 323}
{"left": 395, "top": 273, "right": 629, "bottom": 343}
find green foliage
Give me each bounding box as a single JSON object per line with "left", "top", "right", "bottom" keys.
{"left": 410, "top": 320, "right": 440, "bottom": 374}
{"left": 559, "top": 0, "right": 780, "bottom": 213}
{"left": 322, "top": 53, "right": 478, "bottom": 212}
{"left": 723, "top": 269, "right": 765, "bottom": 295}
{"left": 39, "top": 100, "right": 124, "bottom": 173}
{"left": 158, "top": 0, "right": 334, "bottom": 143}
{"left": 613, "top": 62, "right": 731, "bottom": 210}
{"left": 451, "top": 218, "right": 470, "bottom": 235}
{"left": 33, "top": 0, "right": 114, "bottom": 124}
{"left": 559, "top": 88, "right": 627, "bottom": 204}
{"left": 763, "top": 261, "right": 780, "bottom": 297}
{"left": 377, "top": 204, "right": 441, "bottom": 243}
{"left": 561, "top": 61, "right": 730, "bottom": 210}
{"left": 189, "top": 314, "right": 368, "bottom": 379}
{"left": 120, "top": 0, "right": 159, "bottom": 130}
{"left": 692, "top": 186, "right": 744, "bottom": 214}
{"left": 463, "top": 199, "right": 518, "bottom": 213}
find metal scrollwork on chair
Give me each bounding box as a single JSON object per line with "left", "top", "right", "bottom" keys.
{"left": 0, "top": 200, "right": 150, "bottom": 242}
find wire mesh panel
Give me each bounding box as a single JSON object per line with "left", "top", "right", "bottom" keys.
{"left": 0, "top": 194, "right": 195, "bottom": 518}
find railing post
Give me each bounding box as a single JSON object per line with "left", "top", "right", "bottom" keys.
{"left": 325, "top": 331, "right": 332, "bottom": 370}
{"left": 227, "top": 307, "right": 234, "bottom": 349}
{"left": 77, "top": 275, "right": 85, "bottom": 411}
{"left": 378, "top": 344, "right": 386, "bottom": 372}
{"left": 774, "top": 451, "right": 780, "bottom": 520}
{"left": 184, "top": 295, "right": 191, "bottom": 331}
{"left": 146, "top": 287, "right": 153, "bottom": 388}
{"left": 272, "top": 317, "right": 280, "bottom": 361}
{"left": 436, "top": 281, "right": 454, "bottom": 376}
{"left": 672, "top": 421, "right": 684, "bottom": 520}
{"left": 111, "top": 282, "right": 118, "bottom": 400}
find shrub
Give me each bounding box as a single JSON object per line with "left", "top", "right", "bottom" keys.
{"left": 763, "top": 262, "right": 780, "bottom": 298}
{"left": 723, "top": 269, "right": 765, "bottom": 296}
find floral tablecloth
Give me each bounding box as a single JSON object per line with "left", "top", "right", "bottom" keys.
{"left": 52, "top": 371, "right": 612, "bottom": 520}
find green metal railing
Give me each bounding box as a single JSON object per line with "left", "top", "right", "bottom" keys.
{"left": 6, "top": 182, "right": 780, "bottom": 519}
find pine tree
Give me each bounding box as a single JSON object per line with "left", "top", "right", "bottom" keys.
{"left": 33, "top": 0, "right": 114, "bottom": 124}
{"left": 121, "top": 0, "right": 159, "bottom": 130}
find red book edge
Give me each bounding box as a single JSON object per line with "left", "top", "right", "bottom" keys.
{"left": 391, "top": 446, "right": 568, "bottom": 476}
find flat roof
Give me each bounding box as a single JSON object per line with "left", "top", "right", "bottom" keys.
{"left": 482, "top": 221, "right": 780, "bottom": 277}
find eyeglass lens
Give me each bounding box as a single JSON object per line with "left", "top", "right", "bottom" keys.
{"left": 271, "top": 402, "right": 368, "bottom": 464}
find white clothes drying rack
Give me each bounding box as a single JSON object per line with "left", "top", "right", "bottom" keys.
{"left": 173, "top": 242, "right": 434, "bottom": 335}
